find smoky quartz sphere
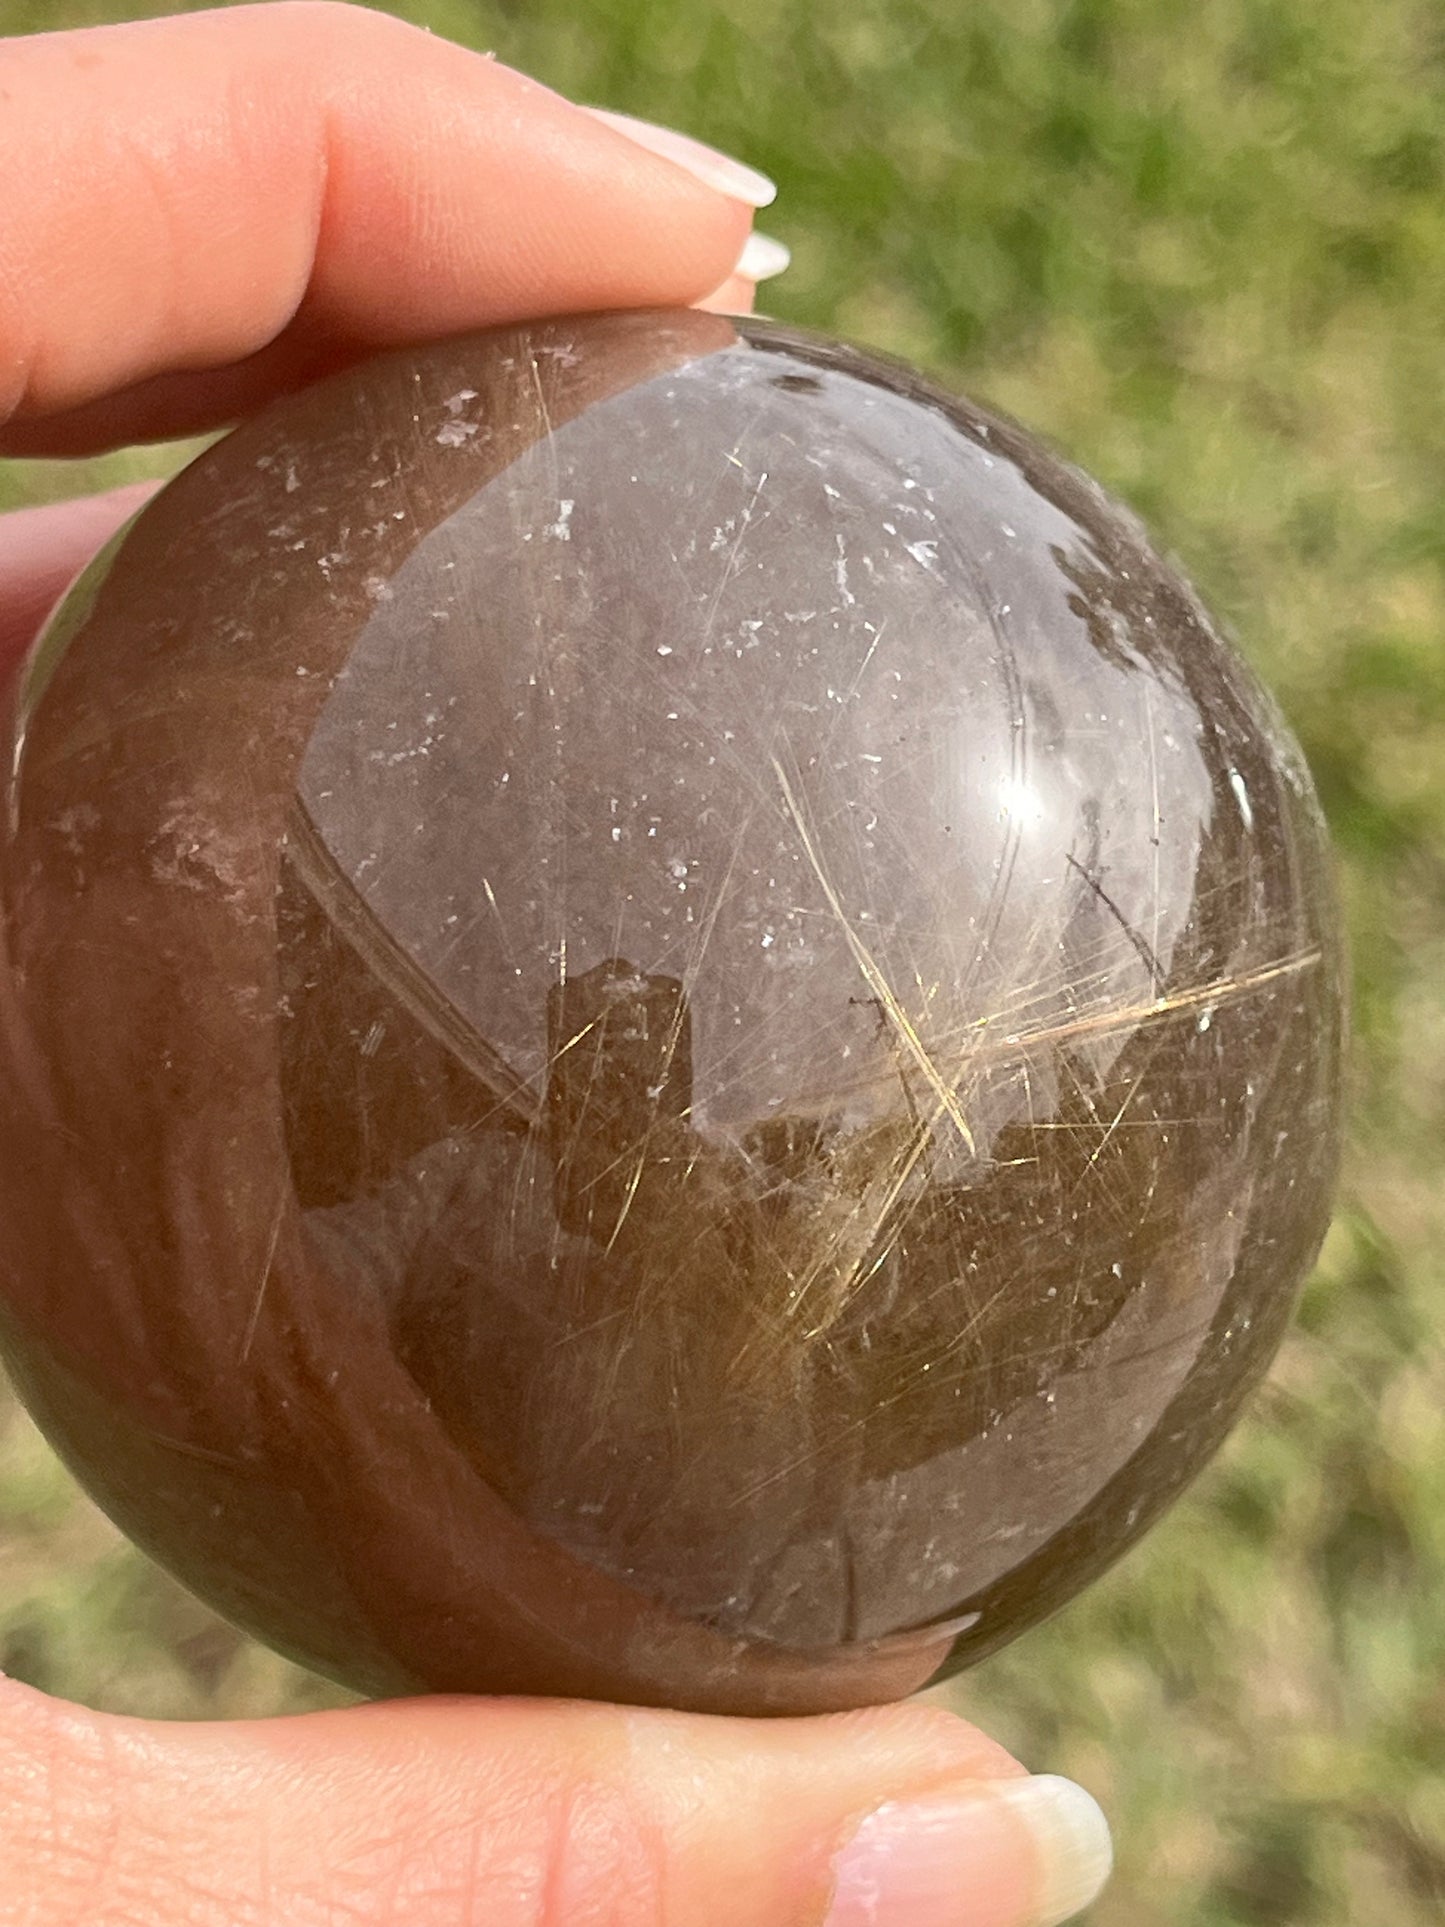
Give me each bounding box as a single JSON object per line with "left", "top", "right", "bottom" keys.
{"left": 0, "top": 310, "right": 1343, "bottom": 1715}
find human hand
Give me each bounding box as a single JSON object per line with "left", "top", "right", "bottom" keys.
{"left": 0, "top": 8, "right": 1112, "bottom": 1922}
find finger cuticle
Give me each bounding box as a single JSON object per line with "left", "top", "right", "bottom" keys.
{"left": 823, "top": 1774, "right": 1113, "bottom": 1927}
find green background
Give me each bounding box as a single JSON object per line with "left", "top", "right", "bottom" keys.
{"left": 2, "top": 2, "right": 1443, "bottom": 1921}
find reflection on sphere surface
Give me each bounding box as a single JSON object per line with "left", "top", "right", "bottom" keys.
{"left": 0, "top": 310, "right": 1344, "bottom": 1715}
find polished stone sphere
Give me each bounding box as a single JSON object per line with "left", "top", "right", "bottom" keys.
{"left": 0, "top": 310, "right": 1343, "bottom": 1715}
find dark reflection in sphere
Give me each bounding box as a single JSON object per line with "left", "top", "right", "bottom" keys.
{"left": 0, "top": 310, "right": 1344, "bottom": 1715}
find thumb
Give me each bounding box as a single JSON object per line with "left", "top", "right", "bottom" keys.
{"left": 0, "top": 1677, "right": 1110, "bottom": 1927}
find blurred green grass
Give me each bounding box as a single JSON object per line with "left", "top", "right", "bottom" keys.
{"left": 2, "top": 1, "right": 1443, "bottom": 1921}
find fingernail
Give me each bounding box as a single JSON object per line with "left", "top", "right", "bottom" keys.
{"left": 734, "top": 231, "right": 791, "bottom": 284}
{"left": 585, "top": 107, "right": 777, "bottom": 207}
{"left": 825, "top": 1775, "right": 1113, "bottom": 1927}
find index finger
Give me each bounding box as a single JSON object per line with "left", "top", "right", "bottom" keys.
{"left": 0, "top": 2, "right": 759, "bottom": 453}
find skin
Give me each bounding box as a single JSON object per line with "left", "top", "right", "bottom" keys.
{"left": 0, "top": 8, "right": 1059, "bottom": 1922}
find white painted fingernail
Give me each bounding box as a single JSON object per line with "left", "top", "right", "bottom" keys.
{"left": 825, "top": 1774, "right": 1113, "bottom": 1927}
{"left": 734, "top": 231, "right": 791, "bottom": 283}
{"left": 585, "top": 107, "right": 777, "bottom": 207}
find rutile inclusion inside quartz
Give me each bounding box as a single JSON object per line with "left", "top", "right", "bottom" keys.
{"left": 0, "top": 308, "right": 1344, "bottom": 1715}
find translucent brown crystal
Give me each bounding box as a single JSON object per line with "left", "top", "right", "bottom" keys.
{"left": 0, "top": 310, "right": 1344, "bottom": 1714}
